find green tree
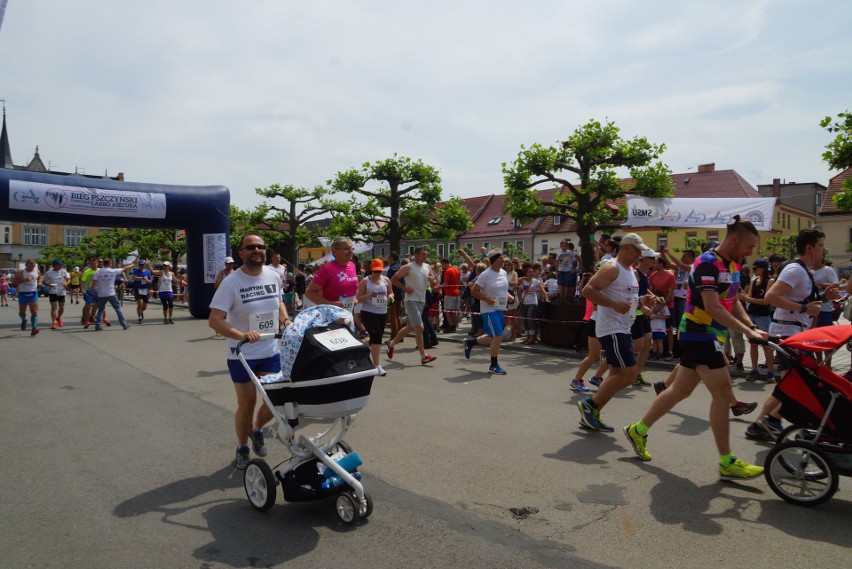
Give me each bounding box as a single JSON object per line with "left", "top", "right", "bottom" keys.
{"left": 328, "top": 154, "right": 472, "bottom": 253}
{"left": 821, "top": 111, "right": 852, "bottom": 210}
{"left": 502, "top": 118, "right": 674, "bottom": 272}
{"left": 37, "top": 244, "right": 87, "bottom": 270}
{"left": 255, "top": 184, "right": 346, "bottom": 266}
{"left": 760, "top": 234, "right": 797, "bottom": 260}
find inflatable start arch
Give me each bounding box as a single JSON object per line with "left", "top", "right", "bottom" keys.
{"left": 1, "top": 169, "right": 230, "bottom": 318}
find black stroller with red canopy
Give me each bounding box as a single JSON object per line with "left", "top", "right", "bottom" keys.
{"left": 757, "top": 325, "right": 852, "bottom": 506}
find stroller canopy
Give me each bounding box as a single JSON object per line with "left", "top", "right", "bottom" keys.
{"left": 779, "top": 325, "right": 852, "bottom": 352}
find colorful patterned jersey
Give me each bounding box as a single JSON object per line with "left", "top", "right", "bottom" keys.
{"left": 678, "top": 250, "right": 741, "bottom": 343}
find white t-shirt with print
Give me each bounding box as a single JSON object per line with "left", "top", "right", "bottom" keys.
{"left": 475, "top": 268, "right": 509, "bottom": 313}
{"left": 768, "top": 261, "right": 815, "bottom": 337}
{"left": 43, "top": 268, "right": 70, "bottom": 295}
{"left": 209, "top": 267, "right": 283, "bottom": 360}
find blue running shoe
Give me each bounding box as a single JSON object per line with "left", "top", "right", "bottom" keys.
{"left": 464, "top": 338, "right": 474, "bottom": 360}
{"left": 577, "top": 397, "right": 614, "bottom": 432}
{"left": 570, "top": 379, "right": 589, "bottom": 392}
{"left": 589, "top": 376, "right": 603, "bottom": 387}
{"left": 249, "top": 429, "right": 268, "bottom": 457}
{"left": 489, "top": 364, "right": 507, "bottom": 375}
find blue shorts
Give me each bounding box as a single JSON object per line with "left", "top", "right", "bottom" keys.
{"left": 816, "top": 311, "right": 834, "bottom": 327}
{"left": 84, "top": 290, "right": 96, "bottom": 305}
{"left": 598, "top": 333, "right": 636, "bottom": 368}
{"left": 18, "top": 291, "right": 38, "bottom": 305}
{"left": 651, "top": 331, "right": 666, "bottom": 341}
{"left": 557, "top": 271, "right": 576, "bottom": 286}
{"left": 483, "top": 311, "right": 505, "bottom": 337}
{"left": 227, "top": 355, "right": 281, "bottom": 384}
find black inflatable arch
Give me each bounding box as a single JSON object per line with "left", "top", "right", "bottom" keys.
{"left": 1, "top": 169, "right": 230, "bottom": 318}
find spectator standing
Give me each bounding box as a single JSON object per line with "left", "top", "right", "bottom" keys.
{"left": 519, "top": 266, "right": 546, "bottom": 344}
{"left": 440, "top": 258, "right": 461, "bottom": 332}
{"left": 648, "top": 256, "right": 676, "bottom": 359}
{"left": 386, "top": 251, "right": 404, "bottom": 339}
{"left": 740, "top": 258, "right": 774, "bottom": 381}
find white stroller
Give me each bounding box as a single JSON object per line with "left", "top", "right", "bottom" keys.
{"left": 236, "top": 305, "right": 378, "bottom": 524}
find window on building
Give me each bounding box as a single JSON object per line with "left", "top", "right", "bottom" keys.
{"left": 516, "top": 240, "right": 524, "bottom": 252}
{"left": 706, "top": 230, "right": 719, "bottom": 243}
{"left": 513, "top": 218, "right": 522, "bottom": 229}
{"left": 2, "top": 226, "right": 9, "bottom": 245}
{"left": 437, "top": 243, "right": 445, "bottom": 258}
{"left": 487, "top": 217, "right": 503, "bottom": 225}
{"left": 23, "top": 225, "right": 48, "bottom": 246}
{"left": 540, "top": 239, "right": 549, "bottom": 255}
{"left": 407, "top": 245, "right": 415, "bottom": 256}
{"left": 657, "top": 234, "right": 668, "bottom": 251}
{"left": 65, "top": 227, "right": 87, "bottom": 247}
{"left": 378, "top": 246, "right": 386, "bottom": 258}
{"left": 482, "top": 242, "right": 489, "bottom": 251}
{"left": 816, "top": 193, "right": 822, "bottom": 206}
{"left": 553, "top": 215, "right": 561, "bottom": 225}
{"left": 502, "top": 241, "right": 510, "bottom": 250}
{"left": 465, "top": 243, "right": 473, "bottom": 252}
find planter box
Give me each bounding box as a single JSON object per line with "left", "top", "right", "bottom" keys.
{"left": 539, "top": 301, "right": 587, "bottom": 350}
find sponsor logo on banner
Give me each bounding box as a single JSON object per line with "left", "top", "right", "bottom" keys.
{"left": 9, "top": 180, "right": 167, "bottom": 219}
{"left": 625, "top": 197, "right": 775, "bottom": 231}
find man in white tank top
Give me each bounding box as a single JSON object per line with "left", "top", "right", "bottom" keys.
{"left": 576, "top": 233, "right": 647, "bottom": 432}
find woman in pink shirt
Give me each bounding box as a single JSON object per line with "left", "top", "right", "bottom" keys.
{"left": 304, "top": 237, "right": 359, "bottom": 308}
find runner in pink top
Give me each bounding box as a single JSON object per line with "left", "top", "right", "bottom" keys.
{"left": 305, "top": 237, "right": 359, "bottom": 307}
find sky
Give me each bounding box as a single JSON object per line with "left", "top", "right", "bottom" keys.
{"left": 1, "top": 0, "right": 851, "bottom": 211}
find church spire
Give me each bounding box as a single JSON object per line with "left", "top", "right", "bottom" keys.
{"left": 1, "top": 100, "right": 14, "bottom": 169}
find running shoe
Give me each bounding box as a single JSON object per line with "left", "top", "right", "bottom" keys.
{"left": 623, "top": 424, "right": 651, "bottom": 461}
{"left": 719, "top": 458, "right": 764, "bottom": 481}
{"left": 235, "top": 445, "right": 251, "bottom": 470}
{"left": 577, "top": 397, "right": 613, "bottom": 432}
{"left": 745, "top": 417, "right": 781, "bottom": 440}
{"left": 31, "top": 327, "right": 39, "bottom": 336}
{"left": 765, "top": 372, "right": 776, "bottom": 383}
{"left": 464, "top": 338, "right": 474, "bottom": 359}
{"left": 489, "top": 364, "right": 507, "bottom": 375}
{"left": 51, "top": 323, "right": 57, "bottom": 330}
{"left": 730, "top": 401, "right": 757, "bottom": 417}
{"left": 570, "top": 379, "right": 589, "bottom": 392}
{"left": 57, "top": 319, "right": 63, "bottom": 327}
{"left": 634, "top": 374, "right": 650, "bottom": 387}
{"left": 103, "top": 317, "right": 111, "bottom": 327}
{"left": 20, "top": 319, "right": 26, "bottom": 331}
{"left": 735, "top": 362, "right": 745, "bottom": 371}
{"left": 249, "top": 430, "right": 268, "bottom": 457}
{"left": 168, "top": 319, "right": 174, "bottom": 324}
{"left": 376, "top": 365, "right": 387, "bottom": 377}
{"left": 122, "top": 324, "right": 131, "bottom": 330}
{"left": 746, "top": 369, "right": 759, "bottom": 381}
{"left": 386, "top": 340, "right": 394, "bottom": 359}
{"left": 358, "top": 329, "right": 369, "bottom": 339}
{"left": 421, "top": 355, "right": 437, "bottom": 365}
{"left": 589, "top": 376, "right": 603, "bottom": 387}
{"left": 653, "top": 381, "right": 666, "bottom": 396}
{"left": 138, "top": 316, "right": 143, "bottom": 324}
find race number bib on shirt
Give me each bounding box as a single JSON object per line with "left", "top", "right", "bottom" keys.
{"left": 339, "top": 296, "right": 355, "bottom": 312}
{"left": 138, "top": 287, "right": 148, "bottom": 295}
{"left": 714, "top": 341, "right": 724, "bottom": 353}
{"left": 371, "top": 294, "right": 387, "bottom": 308}
{"left": 252, "top": 311, "right": 277, "bottom": 333}
{"left": 494, "top": 296, "right": 508, "bottom": 311}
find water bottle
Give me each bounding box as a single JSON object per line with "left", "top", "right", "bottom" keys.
{"left": 320, "top": 471, "right": 362, "bottom": 490}
{"left": 323, "top": 452, "right": 362, "bottom": 479}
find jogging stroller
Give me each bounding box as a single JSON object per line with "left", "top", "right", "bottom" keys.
{"left": 756, "top": 325, "right": 852, "bottom": 506}
{"left": 236, "top": 305, "right": 378, "bottom": 523}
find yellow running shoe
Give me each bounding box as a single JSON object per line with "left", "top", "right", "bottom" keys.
{"left": 719, "top": 458, "right": 764, "bottom": 481}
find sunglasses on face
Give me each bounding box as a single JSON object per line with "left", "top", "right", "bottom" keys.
{"left": 242, "top": 244, "right": 266, "bottom": 251}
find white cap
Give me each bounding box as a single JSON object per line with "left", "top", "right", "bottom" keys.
{"left": 641, "top": 249, "right": 658, "bottom": 258}
{"left": 620, "top": 233, "right": 651, "bottom": 251}
{"left": 162, "top": 261, "right": 172, "bottom": 266}
{"left": 224, "top": 256, "right": 234, "bottom": 264}
{"left": 74, "top": 266, "right": 80, "bottom": 271}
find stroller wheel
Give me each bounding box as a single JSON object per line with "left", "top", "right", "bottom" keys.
{"left": 244, "top": 459, "right": 277, "bottom": 511}
{"left": 336, "top": 493, "right": 359, "bottom": 524}
{"left": 765, "top": 441, "right": 838, "bottom": 506}
{"left": 777, "top": 425, "right": 818, "bottom": 444}
{"left": 360, "top": 492, "right": 374, "bottom": 519}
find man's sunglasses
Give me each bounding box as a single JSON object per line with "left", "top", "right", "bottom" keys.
{"left": 242, "top": 244, "right": 267, "bottom": 251}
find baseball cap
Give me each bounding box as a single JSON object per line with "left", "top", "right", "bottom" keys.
{"left": 620, "top": 233, "right": 650, "bottom": 251}
{"left": 224, "top": 256, "right": 235, "bottom": 264}
{"left": 162, "top": 261, "right": 172, "bottom": 267}
{"left": 139, "top": 259, "right": 146, "bottom": 265}
{"left": 488, "top": 249, "right": 504, "bottom": 264}
{"left": 371, "top": 258, "right": 384, "bottom": 272}
{"left": 753, "top": 258, "right": 769, "bottom": 269}
{"left": 53, "top": 259, "right": 64, "bottom": 265}
{"left": 74, "top": 266, "right": 80, "bottom": 271}
{"left": 641, "top": 248, "right": 658, "bottom": 258}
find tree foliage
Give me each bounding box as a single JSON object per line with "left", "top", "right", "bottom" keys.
{"left": 502, "top": 118, "right": 674, "bottom": 272}
{"left": 255, "top": 184, "right": 346, "bottom": 266}
{"left": 821, "top": 111, "right": 852, "bottom": 210}
{"left": 328, "top": 154, "right": 472, "bottom": 254}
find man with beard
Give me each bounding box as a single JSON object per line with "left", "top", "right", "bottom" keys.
{"left": 209, "top": 233, "right": 291, "bottom": 470}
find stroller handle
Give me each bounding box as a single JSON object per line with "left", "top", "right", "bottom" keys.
{"left": 236, "top": 331, "right": 283, "bottom": 354}
{"left": 749, "top": 336, "right": 783, "bottom": 346}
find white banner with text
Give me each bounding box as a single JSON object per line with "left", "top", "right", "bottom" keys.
{"left": 9, "top": 179, "right": 167, "bottom": 219}
{"left": 625, "top": 197, "right": 774, "bottom": 230}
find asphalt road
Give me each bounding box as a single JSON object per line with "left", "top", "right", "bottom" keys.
{"left": 1, "top": 299, "right": 850, "bottom": 568}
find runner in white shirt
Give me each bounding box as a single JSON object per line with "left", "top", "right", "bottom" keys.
{"left": 209, "top": 232, "right": 292, "bottom": 470}
{"left": 43, "top": 259, "right": 71, "bottom": 329}
{"left": 464, "top": 250, "right": 513, "bottom": 375}
{"left": 13, "top": 258, "right": 41, "bottom": 335}
{"left": 577, "top": 233, "right": 647, "bottom": 432}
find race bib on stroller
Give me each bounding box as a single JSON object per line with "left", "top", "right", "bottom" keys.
{"left": 371, "top": 294, "right": 387, "bottom": 308}
{"left": 314, "top": 327, "right": 363, "bottom": 351}
{"left": 252, "top": 311, "right": 277, "bottom": 333}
